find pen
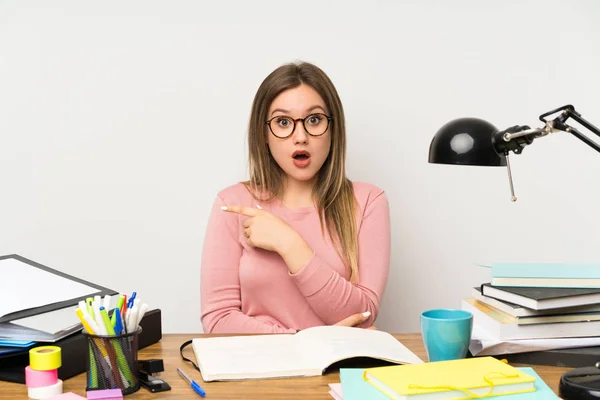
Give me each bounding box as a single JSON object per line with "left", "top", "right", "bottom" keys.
{"left": 127, "top": 291, "right": 137, "bottom": 308}
{"left": 114, "top": 308, "right": 124, "bottom": 335}
{"left": 93, "top": 304, "right": 107, "bottom": 335}
{"left": 99, "top": 307, "right": 135, "bottom": 387}
{"left": 135, "top": 302, "right": 148, "bottom": 330}
{"left": 126, "top": 304, "right": 138, "bottom": 333}
{"left": 103, "top": 295, "right": 111, "bottom": 310}
{"left": 85, "top": 298, "right": 94, "bottom": 320}
{"left": 78, "top": 300, "right": 87, "bottom": 315}
{"left": 177, "top": 368, "right": 206, "bottom": 397}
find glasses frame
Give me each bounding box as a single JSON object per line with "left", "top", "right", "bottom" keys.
{"left": 265, "top": 113, "right": 333, "bottom": 139}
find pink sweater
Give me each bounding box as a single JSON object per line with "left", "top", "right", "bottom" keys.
{"left": 200, "top": 182, "right": 390, "bottom": 333}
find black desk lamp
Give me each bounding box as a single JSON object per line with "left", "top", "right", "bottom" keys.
{"left": 429, "top": 104, "right": 600, "bottom": 398}
{"left": 428, "top": 105, "right": 600, "bottom": 201}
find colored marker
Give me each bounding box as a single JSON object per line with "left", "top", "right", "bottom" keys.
{"left": 99, "top": 307, "right": 115, "bottom": 336}
{"left": 75, "top": 308, "right": 97, "bottom": 334}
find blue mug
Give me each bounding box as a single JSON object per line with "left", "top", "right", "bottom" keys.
{"left": 421, "top": 309, "right": 473, "bottom": 362}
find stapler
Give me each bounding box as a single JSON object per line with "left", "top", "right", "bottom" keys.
{"left": 138, "top": 359, "right": 171, "bottom": 393}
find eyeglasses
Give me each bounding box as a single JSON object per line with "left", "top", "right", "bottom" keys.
{"left": 266, "top": 113, "right": 333, "bottom": 138}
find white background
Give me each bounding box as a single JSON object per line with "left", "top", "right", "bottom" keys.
{"left": 1, "top": 0, "right": 599, "bottom": 333}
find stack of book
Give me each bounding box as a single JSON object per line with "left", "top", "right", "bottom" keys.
{"left": 463, "top": 262, "right": 600, "bottom": 364}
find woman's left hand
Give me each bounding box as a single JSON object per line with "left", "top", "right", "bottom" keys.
{"left": 222, "top": 205, "right": 299, "bottom": 254}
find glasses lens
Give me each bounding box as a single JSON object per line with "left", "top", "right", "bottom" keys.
{"left": 270, "top": 116, "right": 294, "bottom": 138}
{"left": 304, "top": 114, "right": 329, "bottom": 136}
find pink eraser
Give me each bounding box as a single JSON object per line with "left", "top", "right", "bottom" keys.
{"left": 46, "top": 393, "right": 87, "bottom": 400}
{"left": 86, "top": 388, "right": 123, "bottom": 400}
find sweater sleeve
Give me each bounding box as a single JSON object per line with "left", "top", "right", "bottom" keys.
{"left": 289, "top": 191, "right": 391, "bottom": 327}
{"left": 201, "top": 195, "right": 296, "bottom": 334}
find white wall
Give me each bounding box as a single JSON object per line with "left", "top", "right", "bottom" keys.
{"left": 1, "top": 0, "right": 599, "bottom": 333}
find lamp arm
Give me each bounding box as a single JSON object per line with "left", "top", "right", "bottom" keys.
{"left": 493, "top": 105, "right": 600, "bottom": 155}
{"left": 489, "top": 105, "right": 599, "bottom": 202}
{"left": 502, "top": 127, "right": 547, "bottom": 141}
{"left": 560, "top": 109, "right": 600, "bottom": 153}
{"left": 540, "top": 105, "right": 600, "bottom": 153}
{"left": 492, "top": 125, "right": 540, "bottom": 155}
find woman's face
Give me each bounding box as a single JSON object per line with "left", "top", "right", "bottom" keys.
{"left": 267, "top": 84, "right": 332, "bottom": 186}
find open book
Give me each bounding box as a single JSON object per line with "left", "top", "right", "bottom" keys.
{"left": 191, "top": 326, "right": 423, "bottom": 381}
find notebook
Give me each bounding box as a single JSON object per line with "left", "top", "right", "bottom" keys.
{"left": 332, "top": 367, "right": 556, "bottom": 400}
{"left": 462, "top": 298, "right": 600, "bottom": 340}
{"left": 340, "top": 368, "right": 389, "bottom": 400}
{"left": 489, "top": 262, "right": 600, "bottom": 288}
{"left": 480, "top": 283, "right": 600, "bottom": 310}
{"left": 191, "top": 325, "right": 423, "bottom": 381}
{"left": 328, "top": 383, "right": 344, "bottom": 400}
{"left": 363, "top": 356, "right": 536, "bottom": 399}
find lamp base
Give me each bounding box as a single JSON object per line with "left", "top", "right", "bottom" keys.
{"left": 559, "top": 366, "right": 600, "bottom": 399}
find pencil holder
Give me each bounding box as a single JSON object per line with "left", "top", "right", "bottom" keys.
{"left": 83, "top": 328, "right": 142, "bottom": 395}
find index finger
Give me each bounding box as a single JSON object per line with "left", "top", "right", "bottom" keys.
{"left": 221, "top": 205, "right": 259, "bottom": 217}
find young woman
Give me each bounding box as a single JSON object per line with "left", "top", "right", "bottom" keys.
{"left": 200, "top": 61, "right": 391, "bottom": 333}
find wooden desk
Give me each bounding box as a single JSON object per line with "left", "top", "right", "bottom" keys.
{"left": 0, "top": 333, "right": 570, "bottom": 399}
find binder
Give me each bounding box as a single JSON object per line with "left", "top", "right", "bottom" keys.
{"left": 0, "top": 254, "right": 118, "bottom": 323}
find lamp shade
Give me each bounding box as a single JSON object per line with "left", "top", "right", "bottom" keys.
{"left": 428, "top": 117, "right": 506, "bottom": 166}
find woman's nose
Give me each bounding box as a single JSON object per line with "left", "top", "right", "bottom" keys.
{"left": 292, "top": 121, "right": 309, "bottom": 144}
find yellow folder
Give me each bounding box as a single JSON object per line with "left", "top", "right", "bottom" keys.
{"left": 363, "top": 356, "right": 536, "bottom": 399}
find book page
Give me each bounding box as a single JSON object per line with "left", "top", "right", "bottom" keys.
{"left": 296, "top": 326, "right": 423, "bottom": 371}
{"left": 192, "top": 334, "right": 315, "bottom": 380}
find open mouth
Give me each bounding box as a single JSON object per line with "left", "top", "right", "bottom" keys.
{"left": 292, "top": 150, "right": 311, "bottom": 160}
{"left": 292, "top": 150, "right": 311, "bottom": 168}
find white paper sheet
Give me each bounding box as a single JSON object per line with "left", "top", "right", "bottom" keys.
{"left": 328, "top": 383, "right": 344, "bottom": 400}
{"left": 470, "top": 323, "right": 600, "bottom": 356}
{"left": 9, "top": 305, "right": 80, "bottom": 334}
{"left": 0, "top": 258, "right": 100, "bottom": 319}
{"left": 0, "top": 319, "right": 83, "bottom": 342}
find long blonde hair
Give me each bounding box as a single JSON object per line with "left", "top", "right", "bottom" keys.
{"left": 244, "top": 61, "right": 359, "bottom": 283}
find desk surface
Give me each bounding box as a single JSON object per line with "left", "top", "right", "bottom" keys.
{"left": 0, "top": 333, "right": 570, "bottom": 399}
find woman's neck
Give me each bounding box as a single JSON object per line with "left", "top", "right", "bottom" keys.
{"left": 281, "top": 177, "right": 315, "bottom": 209}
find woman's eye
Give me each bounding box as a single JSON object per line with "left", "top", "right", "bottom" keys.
{"left": 307, "top": 115, "right": 322, "bottom": 125}
{"left": 277, "top": 118, "right": 291, "bottom": 127}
